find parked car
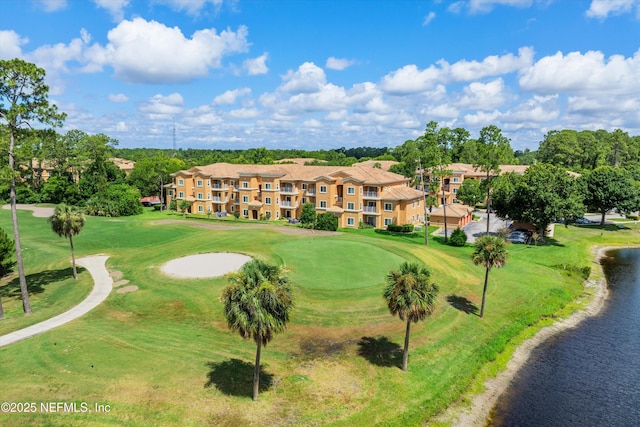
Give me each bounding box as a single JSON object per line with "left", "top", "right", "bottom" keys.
{"left": 575, "top": 217, "right": 591, "bottom": 224}
{"left": 507, "top": 230, "right": 529, "bottom": 244}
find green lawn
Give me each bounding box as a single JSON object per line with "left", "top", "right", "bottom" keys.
{"left": 0, "top": 209, "right": 638, "bottom": 426}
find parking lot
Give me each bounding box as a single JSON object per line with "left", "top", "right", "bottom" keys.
{"left": 438, "top": 212, "right": 510, "bottom": 243}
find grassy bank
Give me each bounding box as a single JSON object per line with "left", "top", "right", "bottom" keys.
{"left": 0, "top": 209, "right": 637, "bottom": 426}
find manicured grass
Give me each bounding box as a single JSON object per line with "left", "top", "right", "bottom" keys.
{"left": 0, "top": 209, "right": 638, "bottom": 426}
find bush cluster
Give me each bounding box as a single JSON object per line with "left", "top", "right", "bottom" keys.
{"left": 449, "top": 228, "right": 468, "bottom": 246}
{"left": 387, "top": 224, "right": 414, "bottom": 233}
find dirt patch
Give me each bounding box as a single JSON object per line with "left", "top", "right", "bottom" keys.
{"left": 117, "top": 285, "right": 138, "bottom": 294}
{"left": 113, "top": 280, "right": 129, "bottom": 288}
{"left": 110, "top": 271, "right": 124, "bottom": 281}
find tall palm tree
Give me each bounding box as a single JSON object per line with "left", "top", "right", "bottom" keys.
{"left": 383, "top": 262, "right": 439, "bottom": 371}
{"left": 48, "top": 204, "right": 85, "bottom": 280}
{"left": 472, "top": 235, "right": 509, "bottom": 318}
{"left": 221, "top": 259, "right": 294, "bottom": 401}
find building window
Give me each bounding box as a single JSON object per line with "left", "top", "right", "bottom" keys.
{"left": 198, "top": 205, "right": 204, "bottom": 212}
{"left": 347, "top": 202, "right": 355, "bottom": 210}
{"left": 302, "top": 197, "right": 306, "bottom": 204}
{"left": 242, "top": 196, "right": 249, "bottom": 203}
{"left": 320, "top": 185, "right": 327, "bottom": 193}
{"left": 178, "top": 191, "right": 184, "bottom": 198}
{"left": 197, "top": 193, "right": 203, "bottom": 200}
{"left": 347, "top": 186, "right": 355, "bottom": 195}
{"left": 265, "top": 197, "right": 272, "bottom": 205}
{"left": 206, "top": 180, "right": 210, "bottom": 186}
{"left": 276, "top": 183, "right": 280, "bottom": 189}
{"left": 197, "top": 180, "right": 203, "bottom": 187}
{"left": 347, "top": 217, "right": 355, "bottom": 226}
{"left": 302, "top": 183, "right": 307, "bottom": 189}
{"left": 320, "top": 200, "right": 327, "bottom": 208}
{"left": 453, "top": 177, "right": 459, "bottom": 183}
{"left": 168, "top": 190, "right": 173, "bottom": 196}
{"left": 453, "top": 198, "right": 458, "bottom": 203}
{"left": 384, "top": 218, "right": 392, "bottom": 226}
{"left": 276, "top": 198, "right": 279, "bottom": 205}
{"left": 178, "top": 179, "right": 184, "bottom": 186}
{"left": 453, "top": 188, "right": 458, "bottom": 194}
{"left": 384, "top": 202, "right": 393, "bottom": 211}
{"left": 242, "top": 182, "right": 249, "bottom": 188}
{"left": 230, "top": 180, "right": 235, "bottom": 186}
{"left": 265, "top": 183, "right": 271, "bottom": 190}
{"left": 230, "top": 205, "right": 234, "bottom": 212}
{"left": 276, "top": 211, "right": 280, "bottom": 219}
{"left": 243, "top": 209, "right": 248, "bottom": 217}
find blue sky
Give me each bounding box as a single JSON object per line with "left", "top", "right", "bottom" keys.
{"left": 1, "top": 0, "right": 639, "bottom": 152}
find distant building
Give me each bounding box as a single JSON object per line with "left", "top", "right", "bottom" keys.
{"left": 166, "top": 162, "right": 426, "bottom": 229}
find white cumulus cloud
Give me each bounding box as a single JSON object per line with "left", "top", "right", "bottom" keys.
{"left": 519, "top": 49, "right": 640, "bottom": 96}
{"left": 108, "top": 93, "right": 129, "bottom": 102}
{"left": 326, "top": 57, "right": 356, "bottom": 70}
{"left": 586, "top": 0, "right": 639, "bottom": 18}
{"left": 102, "top": 18, "right": 249, "bottom": 83}
{"left": 140, "top": 93, "right": 185, "bottom": 119}
{"left": 280, "top": 62, "right": 327, "bottom": 93}
{"left": 92, "top": 0, "right": 130, "bottom": 21}
{"left": 243, "top": 53, "right": 269, "bottom": 75}
{"left": 0, "top": 30, "right": 28, "bottom": 59}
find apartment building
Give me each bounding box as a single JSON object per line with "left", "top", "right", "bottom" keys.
{"left": 166, "top": 162, "right": 425, "bottom": 229}
{"left": 420, "top": 163, "right": 528, "bottom": 206}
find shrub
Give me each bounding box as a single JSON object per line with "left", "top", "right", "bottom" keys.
{"left": 316, "top": 213, "right": 338, "bottom": 231}
{"left": 387, "top": 224, "right": 414, "bottom": 233}
{"left": 358, "top": 220, "right": 373, "bottom": 229}
{"left": 85, "top": 184, "right": 143, "bottom": 217}
{"left": 626, "top": 214, "right": 639, "bottom": 220}
{"left": 449, "top": 228, "right": 467, "bottom": 246}
{"left": 300, "top": 203, "right": 316, "bottom": 226}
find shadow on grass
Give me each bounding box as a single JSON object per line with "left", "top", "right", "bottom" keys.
{"left": 0, "top": 267, "right": 79, "bottom": 299}
{"left": 447, "top": 294, "right": 479, "bottom": 315}
{"left": 204, "top": 359, "right": 273, "bottom": 397}
{"left": 357, "top": 336, "right": 402, "bottom": 368}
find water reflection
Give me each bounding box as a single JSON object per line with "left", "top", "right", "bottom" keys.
{"left": 490, "top": 249, "right": 640, "bottom": 427}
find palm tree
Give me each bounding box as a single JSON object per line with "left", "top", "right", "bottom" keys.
{"left": 472, "top": 235, "right": 509, "bottom": 318}
{"left": 221, "top": 259, "right": 294, "bottom": 401}
{"left": 383, "top": 262, "right": 439, "bottom": 371}
{"left": 48, "top": 204, "right": 85, "bottom": 280}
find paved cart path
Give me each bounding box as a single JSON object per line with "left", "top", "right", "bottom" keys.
{"left": 0, "top": 255, "right": 112, "bottom": 348}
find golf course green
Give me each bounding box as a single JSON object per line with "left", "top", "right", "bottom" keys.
{"left": 0, "top": 207, "right": 637, "bottom": 426}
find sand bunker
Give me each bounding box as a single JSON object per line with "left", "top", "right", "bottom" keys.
{"left": 161, "top": 253, "right": 251, "bottom": 278}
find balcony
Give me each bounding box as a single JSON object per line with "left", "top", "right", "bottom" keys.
{"left": 212, "top": 184, "right": 229, "bottom": 190}
{"left": 363, "top": 191, "right": 380, "bottom": 199}
{"left": 363, "top": 206, "right": 379, "bottom": 214}
{"left": 306, "top": 189, "right": 316, "bottom": 196}
{"left": 280, "top": 186, "right": 298, "bottom": 195}
{"left": 212, "top": 196, "right": 228, "bottom": 204}
{"left": 280, "top": 200, "right": 298, "bottom": 209}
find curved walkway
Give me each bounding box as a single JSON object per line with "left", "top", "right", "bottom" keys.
{"left": 0, "top": 255, "right": 112, "bottom": 348}
{"left": 2, "top": 203, "right": 55, "bottom": 218}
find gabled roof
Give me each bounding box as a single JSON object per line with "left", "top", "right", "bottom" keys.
{"left": 381, "top": 186, "right": 424, "bottom": 201}
{"left": 430, "top": 204, "right": 473, "bottom": 218}
{"left": 171, "top": 162, "right": 411, "bottom": 185}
